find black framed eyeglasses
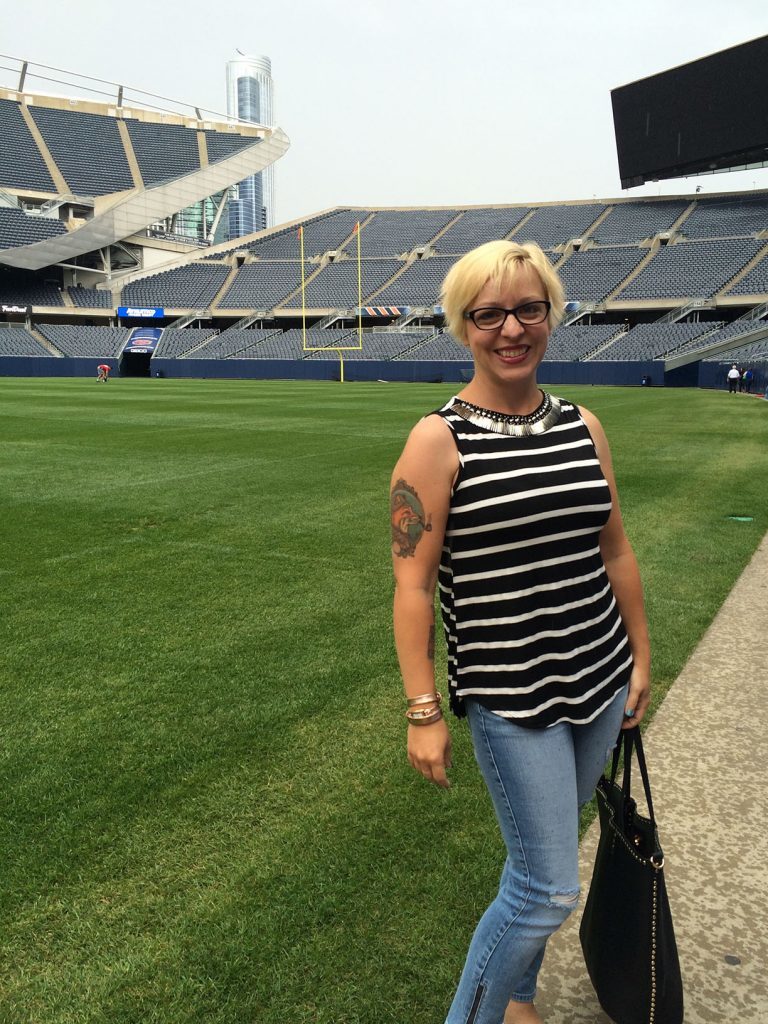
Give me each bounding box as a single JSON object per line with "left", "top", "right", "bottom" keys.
{"left": 463, "top": 301, "right": 551, "bottom": 330}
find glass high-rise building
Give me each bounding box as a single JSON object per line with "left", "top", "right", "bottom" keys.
{"left": 226, "top": 53, "right": 275, "bottom": 238}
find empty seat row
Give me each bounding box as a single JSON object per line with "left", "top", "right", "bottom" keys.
{"left": 0, "top": 207, "right": 67, "bottom": 250}
{"left": 36, "top": 324, "right": 129, "bottom": 357}
{"left": 0, "top": 327, "right": 52, "bottom": 356}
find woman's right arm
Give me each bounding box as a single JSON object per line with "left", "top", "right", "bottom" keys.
{"left": 390, "top": 415, "right": 458, "bottom": 789}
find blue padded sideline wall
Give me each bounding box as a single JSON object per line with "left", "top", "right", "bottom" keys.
{"left": 1, "top": 357, "right": 665, "bottom": 385}
{"left": 0, "top": 357, "right": 96, "bottom": 377}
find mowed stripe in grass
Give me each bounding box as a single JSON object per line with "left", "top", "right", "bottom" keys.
{"left": 0, "top": 378, "right": 766, "bottom": 1024}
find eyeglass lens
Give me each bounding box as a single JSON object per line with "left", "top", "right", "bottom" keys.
{"left": 472, "top": 302, "right": 549, "bottom": 329}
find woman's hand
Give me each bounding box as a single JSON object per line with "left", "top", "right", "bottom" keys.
{"left": 407, "top": 718, "right": 453, "bottom": 788}
{"left": 621, "top": 665, "right": 651, "bottom": 730}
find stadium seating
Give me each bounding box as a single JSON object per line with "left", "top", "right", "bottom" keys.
{"left": 153, "top": 328, "right": 217, "bottom": 358}
{"left": 591, "top": 200, "right": 689, "bottom": 243}
{"left": 0, "top": 327, "right": 53, "bottom": 356}
{"left": 246, "top": 209, "right": 362, "bottom": 259}
{"left": 217, "top": 262, "right": 304, "bottom": 309}
{"left": 511, "top": 204, "right": 605, "bottom": 248}
{"left": 36, "top": 324, "right": 129, "bottom": 357}
{"left": 591, "top": 322, "right": 720, "bottom": 361}
{"left": 188, "top": 328, "right": 280, "bottom": 359}
{"left": 355, "top": 210, "right": 458, "bottom": 256}
{"left": 122, "top": 264, "right": 230, "bottom": 308}
{"left": 703, "top": 333, "right": 768, "bottom": 362}
{"left": 726, "top": 251, "right": 768, "bottom": 295}
{"left": 373, "top": 256, "right": 459, "bottom": 306}
{"left": 235, "top": 329, "right": 319, "bottom": 359}
{"left": 434, "top": 208, "right": 532, "bottom": 253}
{"left": 306, "top": 331, "right": 429, "bottom": 360}
{"left": 68, "top": 286, "right": 114, "bottom": 308}
{"left": 0, "top": 99, "right": 57, "bottom": 192}
{"left": 678, "top": 195, "right": 768, "bottom": 238}
{"left": 0, "top": 207, "right": 68, "bottom": 250}
{"left": 125, "top": 120, "right": 200, "bottom": 187}
{"left": 404, "top": 334, "right": 470, "bottom": 360}
{"left": 616, "top": 238, "right": 765, "bottom": 300}
{"left": 556, "top": 246, "right": 647, "bottom": 301}
{"left": 204, "top": 130, "right": 258, "bottom": 164}
{"left": 678, "top": 319, "right": 768, "bottom": 357}
{"left": 30, "top": 106, "right": 134, "bottom": 197}
{"left": 0, "top": 275, "right": 63, "bottom": 306}
{"left": 295, "top": 258, "right": 402, "bottom": 307}
{"left": 544, "top": 324, "right": 624, "bottom": 361}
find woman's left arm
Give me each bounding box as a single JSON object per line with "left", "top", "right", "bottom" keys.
{"left": 580, "top": 407, "right": 651, "bottom": 729}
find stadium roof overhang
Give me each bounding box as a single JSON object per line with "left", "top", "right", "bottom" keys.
{"left": 0, "top": 127, "right": 289, "bottom": 271}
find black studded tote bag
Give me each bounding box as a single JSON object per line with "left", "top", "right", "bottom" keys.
{"left": 579, "top": 728, "right": 683, "bottom": 1024}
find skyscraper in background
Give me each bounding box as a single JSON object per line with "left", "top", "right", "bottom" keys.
{"left": 226, "top": 53, "right": 275, "bottom": 238}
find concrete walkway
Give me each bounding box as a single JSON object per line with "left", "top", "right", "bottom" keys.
{"left": 520, "top": 531, "right": 768, "bottom": 1023}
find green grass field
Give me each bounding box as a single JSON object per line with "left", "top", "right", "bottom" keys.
{"left": 1, "top": 378, "right": 766, "bottom": 1024}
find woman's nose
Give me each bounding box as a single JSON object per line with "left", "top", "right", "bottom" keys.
{"left": 499, "top": 312, "right": 525, "bottom": 338}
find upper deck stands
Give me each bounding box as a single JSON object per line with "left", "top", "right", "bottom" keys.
{"left": 0, "top": 208, "right": 67, "bottom": 250}
{"left": 591, "top": 200, "right": 689, "bottom": 244}
{"left": 511, "top": 204, "right": 605, "bottom": 248}
{"left": 373, "top": 256, "right": 458, "bottom": 306}
{"left": 217, "top": 262, "right": 303, "bottom": 309}
{"left": 679, "top": 195, "right": 768, "bottom": 239}
{"left": 0, "top": 274, "right": 62, "bottom": 306}
{"left": 616, "top": 238, "right": 766, "bottom": 301}
{"left": 727, "top": 251, "right": 768, "bottom": 295}
{"left": 433, "top": 208, "right": 532, "bottom": 253}
{"left": 122, "top": 264, "right": 230, "bottom": 309}
{"left": 557, "top": 246, "right": 646, "bottom": 302}
{"left": 247, "top": 210, "right": 362, "bottom": 259}
{"left": 355, "top": 210, "right": 458, "bottom": 256}
{"left": 125, "top": 120, "right": 200, "bottom": 187}
{"left": 68, "top": 286, "right": 113, "bottom": 308}
{"left": 30, "top": 106, "right": 134, "bottom": 197}
{"left": 0, "top": 99, "right": 56, "bottom": 192}
{"left": 204, "top": 130, "right": 258, "bottom": 164}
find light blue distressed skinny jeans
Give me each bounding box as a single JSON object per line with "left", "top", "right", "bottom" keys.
{"left": 445, "top": 686, "right": 627, "bottom": 1024}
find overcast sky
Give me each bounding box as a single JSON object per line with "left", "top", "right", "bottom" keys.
{"left": 1, "top": 0, "right": 766, "bottom": 223}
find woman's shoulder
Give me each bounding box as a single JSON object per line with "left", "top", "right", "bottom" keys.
{"left": 408, "top": 406, "right": 457, "bottom": 448}
{"left": 396, "top": 405, "right": 459, "bottom": 477}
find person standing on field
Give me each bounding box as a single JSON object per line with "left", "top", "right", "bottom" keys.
{"left": 390, "top": 240, "right": 651, "bottom": 1024}
{"left": 727, "top": 365, "right": 740, "bottom": 393}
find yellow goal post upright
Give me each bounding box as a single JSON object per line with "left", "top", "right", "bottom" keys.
{"left": 300, "top": 222, "right": 364, "bottom": 382}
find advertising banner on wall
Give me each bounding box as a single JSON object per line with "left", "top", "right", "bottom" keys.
{"left": 123, "top": 328, "right": 163, "bottom": 354}
{"left": 117, "top": 306, "right": 164, "bottom": 319}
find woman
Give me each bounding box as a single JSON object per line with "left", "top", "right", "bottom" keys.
{"left": 390, "top": 240, "right": 651, "bottom": 1024}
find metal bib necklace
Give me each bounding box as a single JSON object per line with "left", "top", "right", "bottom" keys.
{"left": 450, "top": 392, "right": 562, "bottom": 436}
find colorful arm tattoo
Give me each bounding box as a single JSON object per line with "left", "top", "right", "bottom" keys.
{"left": 390, "top": 478, "right": 433, "bottom": 559}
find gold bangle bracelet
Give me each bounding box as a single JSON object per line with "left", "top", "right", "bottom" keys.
{"left": 405, "top": 703, "right": 441, "bottom": 717}
{"left": 406, "top": 691, "right": 443, "bottom": 708}
{"left": 406, "top": 706, "right": 443, "bottom": 722}
{"left": 406, "top": 709, "right": 444, "bottom": 727}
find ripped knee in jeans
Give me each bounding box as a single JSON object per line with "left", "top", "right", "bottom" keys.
{"left": 547, "top": 888, "right": 580, "bottom": 916}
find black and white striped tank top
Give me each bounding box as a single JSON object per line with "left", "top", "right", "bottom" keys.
{"left": 435, "top": 393, "right": 633, "bottom": 729}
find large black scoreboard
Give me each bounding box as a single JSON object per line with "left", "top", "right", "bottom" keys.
{"left": 611, "top": 36, "right": 768, "bottom": 188}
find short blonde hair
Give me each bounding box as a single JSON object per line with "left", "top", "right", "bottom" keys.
{"left": 441, "top": 240, "right": 565, "bottom": 346}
